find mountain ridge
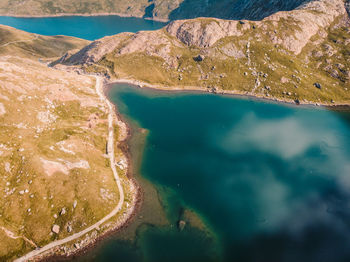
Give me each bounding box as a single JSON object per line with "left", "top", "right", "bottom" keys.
{"left": 0, "top": 0, "right": 314, "bottom": 21}
{"left": 55, "top": 0, "right": 350, "bottom": 106}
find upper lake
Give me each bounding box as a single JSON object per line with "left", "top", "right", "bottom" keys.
{"left": 0, "top": 16, "right": 165, "bottom": 40}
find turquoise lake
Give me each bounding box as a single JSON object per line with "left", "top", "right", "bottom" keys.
{"left": 76, "top": 84, "right": 350, "bottom": 262}
{"left": 1, "top": 16, "right": 350, "bottom": 262}
{"left": 0, "top": 16, "right": 165, "bottom": 40}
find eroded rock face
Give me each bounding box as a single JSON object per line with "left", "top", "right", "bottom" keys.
{"left": 58, "top": 0, "right": 347, "bottom": 69}
{"left": 166, "top": 19, "right": 243, "bottom": 48}
{"left": 166, "top": 0, "right": 346, "bottom": 54}
{"left": 264, "top": 0, "right": 347, "bottom": 54}
{"left": 117, "top": 30, "right": 179, "bottom": 67}
{"left": 63, "top": 33, "right": 132, "bottom": 65}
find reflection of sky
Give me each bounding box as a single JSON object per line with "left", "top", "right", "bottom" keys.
{"left": 212, "top": 109, "right": 350, "bottom": 238}
{"left": 112, "top": 86, "right": 350, "bottom": 261}
{"left": 219, "top": 112, "right": 339, "bottom": 159}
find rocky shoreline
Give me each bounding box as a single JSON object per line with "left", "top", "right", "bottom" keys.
{"left": 16, "top": 77, "right": 142, "bottom": 262}
{"left": 110, "top": 78, "right": 350, "bottom": 109}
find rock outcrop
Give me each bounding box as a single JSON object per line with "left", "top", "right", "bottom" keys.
{"left": 62, "top": 29, "right": 181, "bottom": 68}
{"left": 62, "top": 33, "right": 132, "bottom": 65}
{"left": 62, "top": 0, "right": 346, "bottom": 68}
{"left": 58, "top": 0, "right": 346, "bottom": 67}
{"left": 165, "top": 0, "right": 346, "bottom": 54}
{"left": 265, "top": 0, "right": 347, "bottom": 54}
{"left": 166, "top": 18, "right": 245, "bottom": 48}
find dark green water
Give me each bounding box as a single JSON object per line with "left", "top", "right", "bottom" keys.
{"left": 78, "top": 84, "right": 350, "bottom": 262}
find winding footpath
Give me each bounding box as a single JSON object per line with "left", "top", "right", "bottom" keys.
{"left": 0, "top": 227, "right": 37, "bottom": 248}
{"left": 15, "top": 76, "right": 125, "bottom": 262}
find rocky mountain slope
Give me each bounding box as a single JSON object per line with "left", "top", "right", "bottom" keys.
{"left": 0, "top": 25, "right": 134, "bottom": 261}
{"left": 0, "top": 0, "right": 313, "bottom": 21}
{"left": 57, "top": 0, "right": 350, "bottom": 105}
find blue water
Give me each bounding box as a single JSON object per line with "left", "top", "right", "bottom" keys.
{"left": 80, "top": 84, "right": 350, "bottom": 262}
{"left": 0, "top": 16, "right": 165, "bottom": 40}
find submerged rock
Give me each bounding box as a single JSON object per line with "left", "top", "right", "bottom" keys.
{"left": 178, "top": 220, "right": 186, "bottom": 231}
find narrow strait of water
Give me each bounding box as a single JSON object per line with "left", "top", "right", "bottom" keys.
{"left": 0, "top": 16, "right": 165, "bottom": 40}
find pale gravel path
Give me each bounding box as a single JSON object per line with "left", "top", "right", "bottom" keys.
{"left": 15, "top": 76, "right": 125, "bottom": 262}
{"left": 0, "top": 227, "right": 37, "bottom": 248}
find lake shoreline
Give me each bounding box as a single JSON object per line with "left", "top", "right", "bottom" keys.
{"left": 53, "top": 79, "right": 146, "bottom": 261}
{"left": 30, "top": 69, "right": 349, "bottom": 261}
{"left": 19, "top": 77, "right": 144, "bottom": 262}
{"left": 0, "top": 13, "right": 169, "bottom": 23}
{"left": 109, "top": 78, "right": 350, "bottom": 110}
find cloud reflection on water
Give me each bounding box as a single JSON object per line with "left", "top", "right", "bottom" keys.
{"left": 212, "top": 110, "right": 350, "bottom": 236}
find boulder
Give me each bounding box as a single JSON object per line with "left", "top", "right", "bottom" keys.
{"left": 178, "top": 220, "right": 186, "bottom": 231}
{"left": 60, "top": 207, "right": 67, "bottom": 216}
{"left": 314, "top": 82, "right": 322, "bottom": 89}
{"left": 52, "top": 225, "right": 60, "bottom": 234}
{"left": 193, "top": 55, "right": 205, "bottom": 62}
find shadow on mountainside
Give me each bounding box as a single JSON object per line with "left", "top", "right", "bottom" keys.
{"left": 346, "top": 0, "right": 350, "bottom": 16}
{"left": 168, "top": 0, "right": 311, "bottom": 21}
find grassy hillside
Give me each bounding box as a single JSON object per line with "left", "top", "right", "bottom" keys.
{"left": 0, "top": 25, "right": 135, "bottom": 261}
{"left": 0, "top": 25, "right": 89, "bottom": 59}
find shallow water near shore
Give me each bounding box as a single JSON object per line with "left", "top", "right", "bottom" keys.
{"left": 0, "top": 16, "right": 165, "bottom": 40}
{"left": 76, "top": 83, "right": 350, "bottom": 262}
